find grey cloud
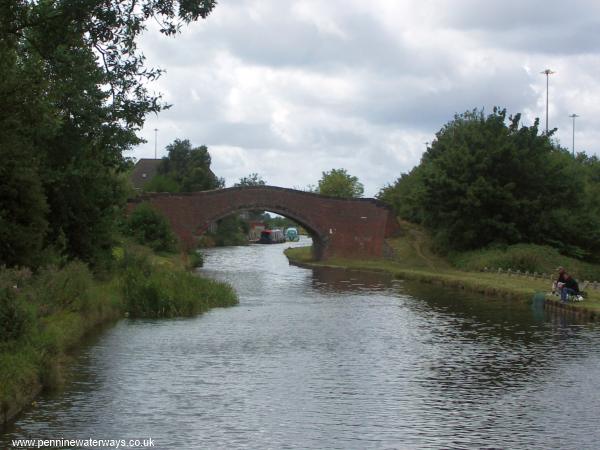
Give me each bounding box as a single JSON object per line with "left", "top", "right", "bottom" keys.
{"left": 339, "top": 65, "right": 537, "bottom": 131}
{"left": 143, "top": 2, "right": 453, "bottom": 77}
{"left": 135, "top": 0, "right": 600, "bottom": 196}
{"left": 198, "top": 122, "right": 290, "bottom": 149}
{"left": 438, "top": 0, "right": 600, "bottom": 55}
{"left": 149, "top": 113, "right": 293, "bottom": 150}
{"left": 440, "top": 0, "right": 600, "bottom": 31}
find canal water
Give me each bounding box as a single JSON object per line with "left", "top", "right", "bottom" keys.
{"left": 3, "top": 237, "right": 600, "bottom": 449}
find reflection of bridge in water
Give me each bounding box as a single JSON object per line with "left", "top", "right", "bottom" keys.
{"left": 128, "top": 186, "right": 400, "bottom": 260}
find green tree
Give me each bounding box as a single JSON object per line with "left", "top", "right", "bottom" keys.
{"left": 419, "top": 108, "right": 578, "bottom": 251}
{"left": 235, "top": 173, "right": 266, "bottom": 187}
{"left": 127, "top": 204, "right": 177, "bottom": 252}
{"left": 143, "top": 174, "right": 182, "bottom": 193}
{"left": 317, "top": 169, "right": 364, "bottom": 198}
{"left": 377, "top": 166, "right": 426, "bottom": 224}
{"left": 380, "top": 107, "right": 600, "bottom": 259}
{"left": 210, "top": 216, "right": 249, "bottom": 247}
{"left": 0, "top": 40, "right": 51, "bottom": 267}
{"left": 0, "top": 1, "right": 217, "bottom": 267}
{"left": 150, "top": 139, "right": 223, "bottom": 192}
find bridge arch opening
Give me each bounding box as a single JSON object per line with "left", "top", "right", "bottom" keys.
{"left": 194, "top": 206, "right": 327, "bottom": 260}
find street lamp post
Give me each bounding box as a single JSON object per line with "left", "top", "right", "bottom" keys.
{"left": 541, "top": 69, "right": 555, "bottom": 134}
{"left": 154, "top": 128, "right": 158, "bottom": 159}
{"left": 569, "top": 114, "right": 579, "bottom": 157}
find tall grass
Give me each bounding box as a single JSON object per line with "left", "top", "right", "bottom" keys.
{"left": 119, "top": 248, "right": 237, "bottom": 318}
{"left": 450, "top": 244, "right": 600, "bottom": 280}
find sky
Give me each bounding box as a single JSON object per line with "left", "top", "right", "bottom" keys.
{"left": 133, "top": 0, "right": 600, "bottom": 196}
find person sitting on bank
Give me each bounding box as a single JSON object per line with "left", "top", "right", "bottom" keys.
{"left": 560, "top": 273, "right": 581, "bottom": 303}
{"left": 552, "top": 266, "right": 567, "bottom": 295}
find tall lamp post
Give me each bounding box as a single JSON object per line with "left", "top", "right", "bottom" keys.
{"left": 541, "top": 69, "right": 555, "bottom": 134}
{"left": 154, "top": 128, "right": 158, "bottom": 159}
{"left": 569, "top": 114, "right": 579, "bottom": 157}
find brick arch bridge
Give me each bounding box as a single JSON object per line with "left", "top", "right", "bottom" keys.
{"left": 128, "top": 186, "right": 400, "bottom": 260}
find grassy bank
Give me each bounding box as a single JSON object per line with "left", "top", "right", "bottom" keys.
{"left": 0, "top": 244, "right": 237, "bottom": 425}
{"left": 0, "top": 263, "right": 123, "bottom": 424}
{"left": 285, "top": 221, "right": 600, "bottom": 315}
{"left": 119, "top": 245, "right": 237, "bottom": 318}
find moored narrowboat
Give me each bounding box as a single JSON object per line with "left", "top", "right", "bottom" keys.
{"left": 258, "top": 229, "right": 286, "bottom": 244}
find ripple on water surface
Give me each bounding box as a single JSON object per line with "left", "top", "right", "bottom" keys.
{"left": 3, "top": 237, "right": 600, "bottom": 449}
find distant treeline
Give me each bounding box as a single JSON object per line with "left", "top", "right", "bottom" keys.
{"left": 378, "top": 108, "right": 600, "bottom": 261}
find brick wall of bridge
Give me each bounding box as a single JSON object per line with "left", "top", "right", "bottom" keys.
{"left": 128, "top": 186, "right": 400, "bottom": 260}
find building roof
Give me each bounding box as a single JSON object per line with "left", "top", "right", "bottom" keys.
{"left": 130, "top": 158, "right": 162, "bottom": 189}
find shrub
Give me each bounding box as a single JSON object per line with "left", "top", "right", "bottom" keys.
{"left": 142, "top": 174, "right": 180, "bottom": 193}
{"left": 127, "top": 203, "right": 177, "bottom": 252}
{"left": 209, "top": 215, "right": 248, "bottom": 247}
{"left": 188, "top": 250, "right": 204, "bottom": 268}
{"left": 0, "top": 267, "right": 34, "bottom": 343}
{"left": 0, "top": 266, "right": 33, "bottom": 290}
{"left": 32, "top": 261, "right": 94, "bottom": 314}
{"left": 0, "top": 287, "right": 33, "bottom": 343}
